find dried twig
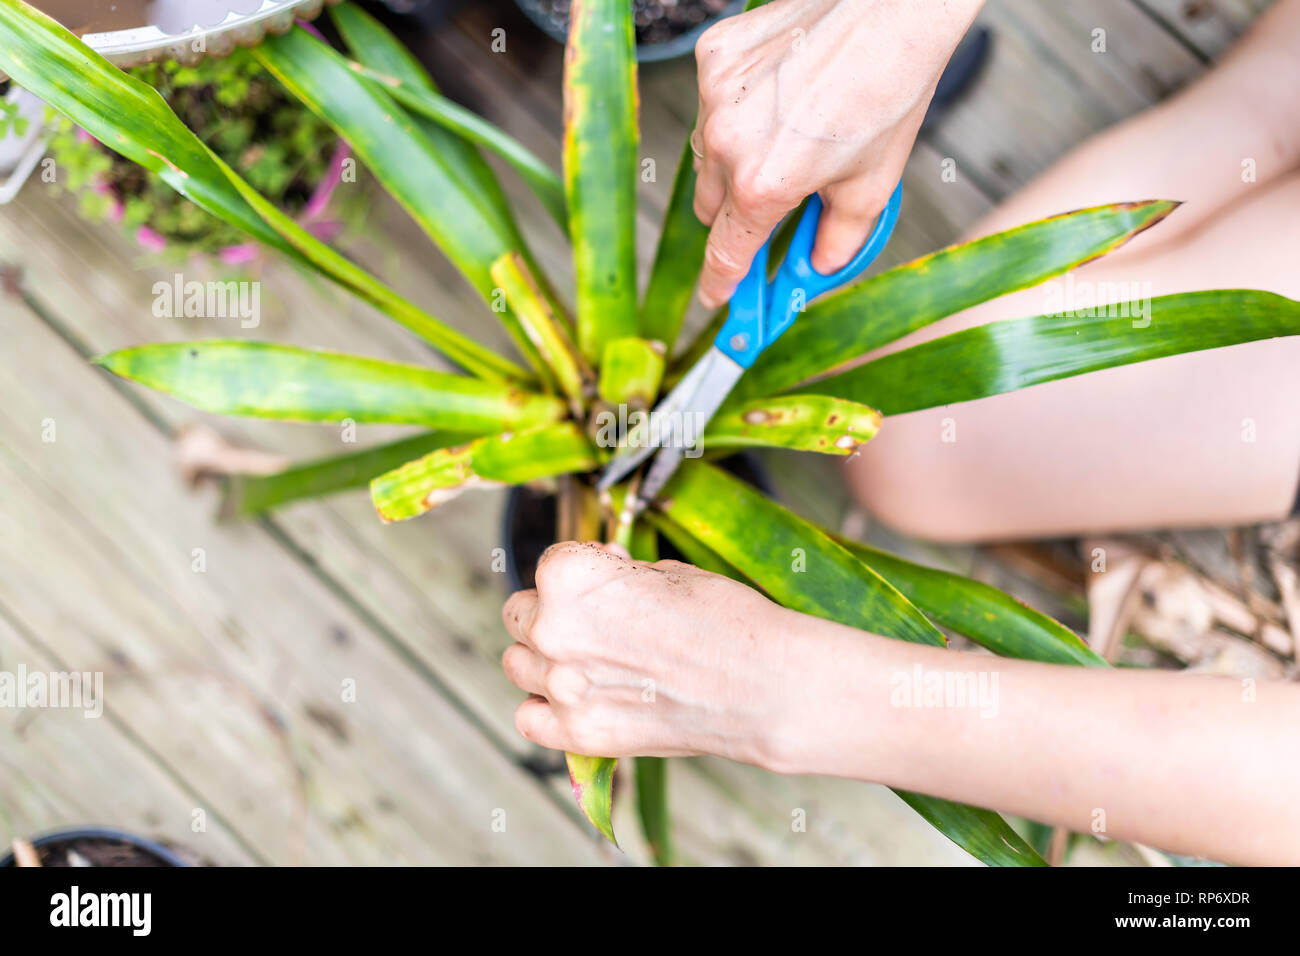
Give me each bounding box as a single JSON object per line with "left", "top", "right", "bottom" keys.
{"left": 174, "top": 423, "right": 289, "bottom": 486}
{"left": 1082, "top": 538, "right": 1148, "bottom": 662}
{"left": 1267, "top": 555, "right": 1300, "bottom": 662}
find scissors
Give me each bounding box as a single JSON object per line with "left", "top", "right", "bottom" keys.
{"left": 598, "top": 182, "right": 902, "bottom": 509}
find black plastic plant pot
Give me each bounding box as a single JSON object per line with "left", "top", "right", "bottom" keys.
{"left": 514, "top": 0, "right": 747, "bottom": 63}
{"left": 502, "top": 452, "right": 771, "bottom": 592}
{"left": 366, "top": 0, "right": 470, "bottom": 29}
{"left": 1, "top": 826, "right": 191, "bottom": 867}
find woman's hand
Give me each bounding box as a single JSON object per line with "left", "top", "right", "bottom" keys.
{"left": 692, "top": 0, "right": 982, "bottom": 307}
{"left": 501, "top": 541, "right": 809, "bottom": 766}
{"left": 498, "top": 542, "right": 1300, "bottom": 863}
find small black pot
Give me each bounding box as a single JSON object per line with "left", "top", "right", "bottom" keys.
{"left": 1, "top": 826, "right": 190, "bottom": 867}
{"left": 502, "top": 452, "right": 772, "bottom": 592}
{"left": 514, "top": 0, "right": 747, "bottom": 63}
{"left": 366, "top": 0, "right": 469, "bottom": 27}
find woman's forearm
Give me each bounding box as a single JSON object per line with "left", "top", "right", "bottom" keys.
{"left": 770, "top": 610, "right": 1300, "bottom": 865}
{"left": 502, "top": 544, "right": 1300, "bottom": 865}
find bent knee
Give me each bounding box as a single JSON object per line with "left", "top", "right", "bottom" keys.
{"left": 845, "top": 417, "right": 992, "bottom": 543}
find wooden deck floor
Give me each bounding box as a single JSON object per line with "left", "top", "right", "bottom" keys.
{"left": 0, "top": 0, "right": 1274, "bottom": 865}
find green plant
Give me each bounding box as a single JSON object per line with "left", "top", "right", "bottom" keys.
{"left": 3, "top": 0, "right": 1299, "bottom": 866}
{"left": 43, "top": 47, "right": 348, "bottom": 258}
{"left": 0, "top": 90, "right": 29, "bottom": 138}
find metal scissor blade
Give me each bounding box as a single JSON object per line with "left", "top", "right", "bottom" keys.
{"left": 596, "top": 430, "right": 659, "bottom": 491}
{"left": 596, "top": 348, "right": 745, "bottom": 494}
{"left": 630, "top": 348, "right": 745, "bottom": 503}
{"left": 596, "top": 350, "right": 717, "bottom": 491}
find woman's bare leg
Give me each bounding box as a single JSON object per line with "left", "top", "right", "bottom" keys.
{"left": 971, "top": 0, "right": 1300, "bottom": 255}
{"left": 845, "top": 1, "right": 1300, "bottom": 541}
{"left": 846, "top": 174, "right": 1300, "bottom": 542}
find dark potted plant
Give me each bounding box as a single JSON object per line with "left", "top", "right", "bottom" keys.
{"left": 4, "top": 826, "right": 192, "bottom": 867}
{"left": 516, "top": 0, "right": 746, "bottom": 61}
{"left": 4, "top": 0, "right": 1300, "bottom": 866}
{"left": 44, "top": 48, "right": 355, "bottom": 265}
{"left": 502, "top": 452, "right": 771, "bottom": 591}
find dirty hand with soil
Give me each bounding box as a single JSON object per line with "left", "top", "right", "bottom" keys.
{"left": 502, "top": 542, "right": 794, "bottom": 766}
{"left": 502, "top": 543, "right": 1300, "bottom": 865}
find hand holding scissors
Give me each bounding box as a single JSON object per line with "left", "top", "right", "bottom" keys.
{"left": 599, "top": 182, "right": 903, "bottom": 508}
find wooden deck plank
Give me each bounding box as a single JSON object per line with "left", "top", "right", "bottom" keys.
{"left": 3, "top": 153, "right": 963, "bottom": 868}
{"left": 0, "top": 185, "right": 569, "bottom": 757}
{"left": 927, "top": 0, "right": 1208, "bottom": 199}
{"left": 0, "top": 5, "right": 999, "bottom": 865}
{"left": 0, "top": 613, "right": 257, "bottom": 865}
{"left": 0, "top": 0, "right": 1271, "bottom": 867}
{"left": 0, "top": 286, "right": 607, "bottom": 865}
{"left": 556, "top": 755, "right": 974, "bottom": 866}
{"left": 1135, "top": 0, "right": 1275, "bottom": 60}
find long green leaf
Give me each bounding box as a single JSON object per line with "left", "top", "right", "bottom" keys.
{"left": 329, "top": 2, "right": 524, "bottom": 239}
{"left": 640, "top": 0, "right": 772, "bottom": 351}
{"left": 564, "top": 0, "right": 639, "bottom": 361}
{"left": 806, "top": 290, "right": 1300, "bottom": 415}
{"left": 660, "top": 463, "right": 1045, "bottom": 865}
{"left": 329, "top": 4, "right": 574, "bottom": 359}
{"left": 223, "top": 149, "right": 527, "bottom": 382}
{"left": 94, "top": 341, "right": 564, "bottom": 429}
{"left": 0, "top": 1, "right": 522, "bottom": 382}
{"left": 471, "top": 423, "right": 599, "bottom": 483}
{"left": 640, "top": 135, "right": 707, "bottom": 349}
{"left": 359, "top": 69, "right": 568, "bottom": 233}
{"left": 370, "top": 438, "right": 483, "bottom": 522}
{"left": 598, "top": 337, "right": 665, "bottom": 410}
{"left": 644, "top": 511, "right": 750, "bottom": 583}
{"left": 491, "top": 252, "right": 589, "bottom": 409}
{"left": 370, "top": 423, "right": 596, "bottom": 522}
{"left": 222, "top": 431, "right": 475, "bottom": 518}
{"left": 626, "top": 529, "right": 672, "bottom": 865}
{"left": 703, "top": 395, "right": 881, "bottom": 455}
{"left": 837, "top": 539, "right": 1106, "bottom": 667}
{"left": 661, "top": 464, "right": 944, "bottom": 646}
{"left": 737, "top": 200, "right": 1181, "bottom": 399}
{"left": 252, "top": 28, "right": 514, "bottom": 303}
{"left": 340, "top": 64, "right": 568, "bottom": 233}
{"left": 897, "top": 794, "right": 1046, "bottom": 867}
{"left": 566, "top": 753, "right": 618, "bottom": 846}
{"left": 634, "top": 756, "right": 671, "bottom": 866}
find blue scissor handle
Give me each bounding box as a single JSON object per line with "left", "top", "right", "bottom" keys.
{"left": 715, "top": 182, "right": 902, "bottom": 368}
